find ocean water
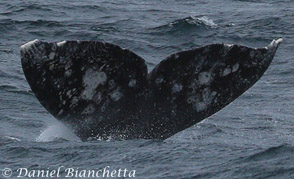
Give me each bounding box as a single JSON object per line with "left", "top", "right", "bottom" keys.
{"left": 0, "top": 0, "right": 294, "bottom": 178}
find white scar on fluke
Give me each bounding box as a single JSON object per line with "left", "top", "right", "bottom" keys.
{"left": 20, "top": 39, "right": 40, "bottom": 52}
{"left": 82, "top": 69, "right": 107, "bottom": 100}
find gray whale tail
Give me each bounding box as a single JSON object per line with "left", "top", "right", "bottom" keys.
{"left": 20, "top": 39, "right": 282, "bottom": 140}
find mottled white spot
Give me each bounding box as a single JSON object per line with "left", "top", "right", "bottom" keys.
{"left": 193, "top": 102, "right": 207, "bottom": 112}
{"left": 20, "top": 39, "right": 40, "bottom": 53}
{"left": 188, "top": 88, "right": 217, "bottom": 112}
{"left": 172, "top": 83, "right": 183, "bottom": 93}
{"left": 101, "top": 105, "right": 106, "bottom": 112}
{"left": 57, "top": 40, "right": 66, "bottom": 46}
{"left": 128, "top": 79, "right": 136, "bottom": 87}
{"left": 198, "top": 72, "right": 212, "bottom": 85}
{"left": 93, "top": 92, "right": 102, "bottom": 104}
{"left": 202, "top": 88, "right": 214, "bottom": 105}
{"left": 70, "top": 96, "right": 79, "bottom": 107}
{"left": 83, "top": 117, "right": 95, "bottom": 125}
{"left": 57, "top": 109, "right": 63, "bottom": 116}
{"left": 223, "top": 67, "right": 231, "bottom": 76}
{"left": 195, "top": 66, "right": 201, "bottom": 73}
{"left": 51, "top": 44, "right": 57, "bottom": 51}
{"left": 187, "top": 95, "right": 199, "bottom": 104}
{"left": 212, "top": 91, "right": 217, "bottom": 96}
{"left": 65, "top": 60, "right": 72, "bottom": 70}
{"left": 49, "top": 52, "right": 55, "bottom": 60}
{"left": 64, "top": 69, "right": 72, "bottom": 77}
{"left": 250, "top": 51, "right": 255, "bottom": 58}
{"left": 110, "top": 89, "right": 123, "bottom": 101}
{"left": 155, "top": 77, "right": 164, "bottom": 84}
{"left": 82, "top": 104, "right": 95, "bottom": 114}
{"left": 49, "top": 64, "right": 54, "bottom": 71}
{"left": 232, "top": 63, "right": 239, "bottom": 72}
{"left": 66, "top": 90, "right": 72, "bottom": 98}
{"left": 81, "top": 69, "right": 107, "bottom": 100}
{"left": 108, "top": 80, "right": 116, "bottom": 89}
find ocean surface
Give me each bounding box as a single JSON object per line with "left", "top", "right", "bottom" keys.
{"left": 0, "top": 0, "right": 294, "bottom": 178}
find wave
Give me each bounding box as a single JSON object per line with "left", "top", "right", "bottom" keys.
{"left": 2, "top": 2, "right": 106, "bottom": 16}
{"left": 148, "top": 16, "right": 217, "bottom": 35}
{"left": 1, "top": 19, "right": 62, "bottom": 27}
{"left": 233, "top": 0, "right": 263, "bottom": 2}
{"left": 2, "top": 3, "right": 54, "bottom": 15}
{"left": 172, "top": 122, "right": 225, "bottom": 141}
{"left": 244, "top": 144, "right": 294, "bottom": 162}
{"left": 236, "top": 16, "right": 291, "bottom": 36}
{"left": 0, "top": 136, "right": 21, "bottom": 144}
{"left": 245, "top": 17, "right": 282, "bottom": 29}
{"left": 68, "top": 4, "right": 104, "bottom": 11}
{"left": 170, "top": 16, "right": 217, "bottom": 28}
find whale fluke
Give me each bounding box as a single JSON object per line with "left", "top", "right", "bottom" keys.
{"left": 20, "top": 39, "right": 282, "bottom": 140}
